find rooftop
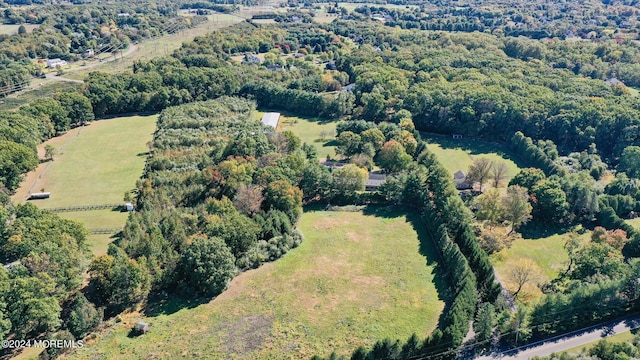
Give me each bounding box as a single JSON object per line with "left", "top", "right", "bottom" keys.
{"left": 261, "top": 112, "right": 280, "bottom": 128}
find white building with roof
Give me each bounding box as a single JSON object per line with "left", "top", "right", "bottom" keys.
{"left": 261, "top": 112, "right": 280, "bottom": 129}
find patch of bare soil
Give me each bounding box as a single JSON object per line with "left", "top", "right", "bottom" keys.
{"left": 218, "top": 314, "right": 274, "bottom": 355}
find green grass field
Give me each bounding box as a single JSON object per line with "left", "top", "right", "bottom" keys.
{"left": 491, "top": 228, "right": 590, "bottom": 301}
{"left": 12, "top": 115, "right": 156, "bottom": 254}
{"left": 0, "top": 24, "right": 39, "bottom": 35}
{"left": 422, "top": 133, "right": 525, "bottom": 182}
{"left": 65, "top": 207, "right": 446, "bottom": 359}
{"left": 626, "top": 217, "right": 640, "bottom": 229}
{"left": 280, "top": 115, "right": 337, "bottom": 159}
{"left": 20, "top": 115, "right": 157, "bottom": 208}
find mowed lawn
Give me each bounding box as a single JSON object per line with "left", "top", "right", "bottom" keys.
{"left": 58, "top": 210, "right": 130, "bottom": 255}
{"left": 66, "top": 208, "right": 446, "bottom": 359}
{"left": 23, "top": 115, "right": 157, "bottom": 208}
{"left": 421, "top": 133, "right": 524, "bottom": 182}
{"left": 12, "top": 115, "right": 157, "bottom": 254}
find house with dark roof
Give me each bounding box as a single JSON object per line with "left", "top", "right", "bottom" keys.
{"left": 365, "top": 173, "right": 387, "bottom": 191}
{"left": 454, "top": 170, "right": 472, "bottom": 190}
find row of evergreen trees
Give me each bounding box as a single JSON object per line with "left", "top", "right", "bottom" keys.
{"left": 318, "top": 138, "right": 503, "bottom": 359}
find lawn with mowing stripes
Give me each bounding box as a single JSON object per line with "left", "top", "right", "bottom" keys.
{"left": 65, "top": 207, "right": 447, "bottom": 359}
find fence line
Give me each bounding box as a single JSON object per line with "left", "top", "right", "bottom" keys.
{"left": 44, "top": 203, "right": 122, "bottom": 212}
{"left": 90, "top": 228, "right": 122, "bottom": 235}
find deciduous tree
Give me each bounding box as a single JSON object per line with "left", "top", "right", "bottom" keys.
{"left": 505, "top": 258, "right": 542, "bottom": 299}
{"left": 491, "top": 160, "right": 509, "bottom": 188}
{"left": 376, "top": 140, "right": 411, "bottom": 173}
{"left": 467, "top": 157, "right": 492, "bottom": 191}
{"left": 474, "top": 188, "right": 502, "bottom": 225}
{"left": 233, "top": 184, "right": 264, "bottom": 217}
{"left": 501, "top": 185, "right": 532, "bottom": 233}
{"left": 178, "top": 236, "right": 237, "bottom": 297}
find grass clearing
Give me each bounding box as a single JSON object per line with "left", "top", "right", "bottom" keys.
{"left": 422, "top": 133, "right": 525, "bottom": 181}
{"left": 65, "top": 207, "right": 447, "bottom": 359}
{"left": 277, "top": 114, "right": 338, "bottom": 159}
{"left": 12, "top": 115, "right": 156, "bottom": 254}
{"left": 57, "top": 209, "right": 128, "bottom": 229}
{"left": 87, "top": 234, "right": 119, "bottom": 257}
{"left": 626, "top": 217, "right": 640, "bottom": 229}
{"left": 0, "top": 24, "right": 39, "bottom": 35}
{"left": 491, "top": 227, "right": 590, "bottom": 302}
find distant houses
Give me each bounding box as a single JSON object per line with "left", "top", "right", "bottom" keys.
{"left": 261, "top": 112, "right": 280, "bottom": 128}
{"left": 46, "top": 58, "right": 67, "bottom": 68}
{"left": 242, "top": 54, "right": 261, "bottom": 64}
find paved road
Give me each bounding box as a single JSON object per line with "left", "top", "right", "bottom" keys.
{"left": 477, "top": 314, "right": 640, "bottom": 359}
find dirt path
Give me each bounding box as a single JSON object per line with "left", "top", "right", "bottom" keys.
{"left": 11, "top": 126, "right": 85, "bottom": 204}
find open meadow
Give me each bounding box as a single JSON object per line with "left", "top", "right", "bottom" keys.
{"left": 422, "top": 133, "right": 525, "bottom": 182}
{"left": 0, "top": 24, "right": 38, "bottom": 35}
{"left": 491, "top": 227, "right": 590, "bottom": 303}
{"left": 278, "top": 114, "right": 337, "bottom": 159}
{"left": 11, "top": 114, "right": 157, "bottom": 254}
{"left": 64, "top": 207, "right": 447, "bottom": 359}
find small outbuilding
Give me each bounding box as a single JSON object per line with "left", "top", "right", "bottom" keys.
{"left": 124, "top": 202, "right": 134, "bottom": 211}
{"left": 261, "top": 112, "right": 280, "bottom": 129}
{"left": 28, "top": 192, "right": 51, "bottom": 200}
{"left": 133, "top": 321, "right": 149, "bottom": 334}
{"left": 46, "top": 58, "right": 67, "bottom": 68}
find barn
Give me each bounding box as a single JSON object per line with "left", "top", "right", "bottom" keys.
{"left": 261, "top": 112, "right": 280, "bottom": 129}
